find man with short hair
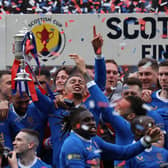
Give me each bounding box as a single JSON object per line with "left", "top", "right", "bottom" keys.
{"left": 122, "top": 77, "right": 142, "bottom": 98}
{"left": 8, "top": 128, "right": 51, "bottom": 168}
{"left": 137, "top": 58, "right": 160, "bottom": 92}
{"left": 149, "top": 60, "right": 168, "bottom": 109}
{"left": 104, "top": 59, "right": 122, "bottom": 103}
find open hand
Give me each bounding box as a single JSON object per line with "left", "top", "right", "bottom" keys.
{"left": 69, "top": 54, "right": 87, "bottom": 74}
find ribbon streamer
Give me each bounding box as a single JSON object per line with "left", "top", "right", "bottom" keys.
{"left": 11, "top": 30, "right": 40, "bottom": 102}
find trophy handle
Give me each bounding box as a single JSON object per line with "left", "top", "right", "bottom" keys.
{"left": 49, "top": 32, "right": 54, "bottom": 40}
{"left": 36, "top": 32, "right": 42, "bottom": 40}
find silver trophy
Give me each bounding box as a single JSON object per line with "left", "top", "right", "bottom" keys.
{"left": 14, "top": 59, "right": 32, "bottom": 81}
{"left": 13, "top": 27, "right": 32, "bottom": 82}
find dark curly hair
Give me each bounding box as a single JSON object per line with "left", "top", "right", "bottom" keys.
{"left": 61, "top": 106, "right": 88, "bottom": 136}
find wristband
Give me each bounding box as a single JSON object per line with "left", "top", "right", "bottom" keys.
{"left": 95, "top": 54, "right": 104, "bottom": 59}
{"left": 140, "top": 136, "right": 152, "bottom": 148}
{"left": 86, "top": 80, "right": 96, "bottom": 88}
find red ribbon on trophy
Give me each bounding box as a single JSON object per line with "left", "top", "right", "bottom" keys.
{"left": 11, "top": 59, "right": 20, "bottom": 91}
{"left": 11, "top": 28, "right": 40, "bottom": 102}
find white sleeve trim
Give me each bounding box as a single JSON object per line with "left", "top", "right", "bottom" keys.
{"left": 95, "top": 54, "right": 104, "bottom": 59}
{"left": 86, "top": 81, "right": 96, "bottom": 88}
{"left": 140, "top": 137, "right": 151, "bottom": 148}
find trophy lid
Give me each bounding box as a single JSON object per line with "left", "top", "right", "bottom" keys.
{"left": 14, "top": 27, "right": 29, "bottom": 38}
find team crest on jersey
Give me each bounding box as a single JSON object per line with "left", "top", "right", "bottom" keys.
{"left": 86, "top": 146, "right": 93, "bottom": 151}
{"left": 31, "top": 22, "right": 65, "bottom": 62}
{"left": 136, "top": 155, "right": 144, "bottom": 161}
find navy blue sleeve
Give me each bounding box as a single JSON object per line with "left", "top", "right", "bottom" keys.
{"left": 94, "top": 136, "right": 145, "bottom": 160}
{"left": 101, "top": 106, "right": 132, "bottom": 142}
{"left": 86, "top": 83, "right": 109, "bottom": 125}
{"left": 34, "top": 88, "right": 55, "bottom": 117}
{"left": 87, "top": 83, "right": 109, "bottom": 104}
{"left": 60, "top": 139, "right": 85, "bottom": 168}
{"left": 94, "top": 57, "right": 106, "bottom": 91}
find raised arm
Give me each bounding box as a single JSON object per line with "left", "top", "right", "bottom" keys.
{"left": 34, "top": 88, "right": 54, "bottom": 117}
{"left": 92, "top": 25, "right": 106, "bottom": 90}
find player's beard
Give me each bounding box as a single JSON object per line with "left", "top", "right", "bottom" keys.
{"left": 73, "top": 93, "right": 83, "bottom": 100}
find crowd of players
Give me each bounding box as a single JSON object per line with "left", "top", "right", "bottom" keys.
{"left": 0, "top": 2, "right": 168, "bottom": 167}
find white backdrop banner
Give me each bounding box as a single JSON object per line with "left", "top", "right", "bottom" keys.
{"left": 2, "top": 13, "right": 168, "bottom": 68}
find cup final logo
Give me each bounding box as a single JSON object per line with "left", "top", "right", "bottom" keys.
{"left": 29, "top": 17, "right": 66, "bottom": 62}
